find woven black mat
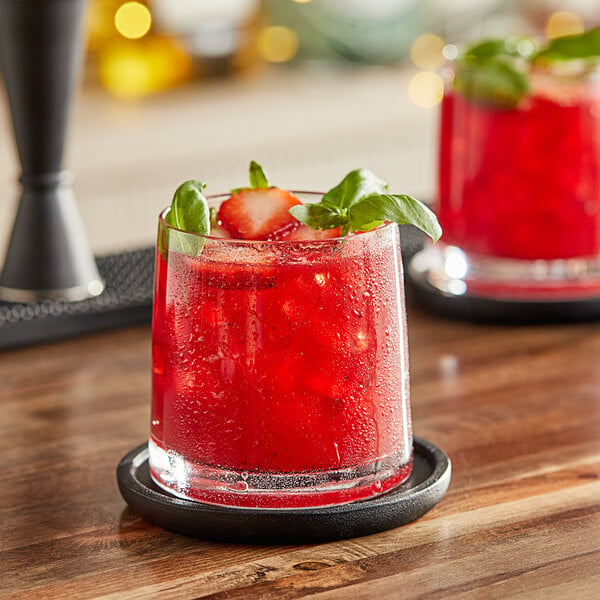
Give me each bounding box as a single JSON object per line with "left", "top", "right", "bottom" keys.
{"left": 0, "top": 248, "right": 155, "bottom": 350}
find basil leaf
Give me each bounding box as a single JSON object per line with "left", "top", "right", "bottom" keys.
{"left": 453, "top": 36, "right": 536, "bottom": 108}
{"left": 454, "top": 58, "right": 530, "bottom": 108}
{"left": 164, "top": 180, "right": 210, "bottom": 257}
{"left": 231, "top": 161, "right": 271, "bottom": 194}
{"left": 464, "top": 39, "right": 517, "bottom": 60}
{"left": 249, "top": 160, "right": 269, "bottom": 188}
{"left": 453, "top": 28, "right": 600, "bottom": 109}
{"left": 348, "top": 193, "right": 442, "bottom": 242}
{"left": 165, "top": 180, "right": 210, "bottom": 234}
{"left": 288, "top": 169, "right": 442, "bottom": 241}
{"left": 289, "top": 203, "right": 347, "bottom": 230}
{"left": 463, "top": 36, "right": 536, "bottom": 61}
{"left": 322, "top": 168, "right": 388, "bottom": 211}
{"left": 535, "top": 27, "right": 600, "bottom": 61}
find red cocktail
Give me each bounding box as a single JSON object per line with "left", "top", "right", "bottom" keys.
{"left": 428, "top": 65, "right": 600, "bottom": 299}
{"left": 439, "top": 71, "right": 600, "bottom": 261}
{"left": 149, "top": 193, "right": 413, "bottom": 508}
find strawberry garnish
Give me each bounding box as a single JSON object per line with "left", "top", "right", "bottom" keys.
{"left": 218, "top": 188, "right": 302, "bottom": 240}
{"left": 283, "top": 224, "right": 342, "bottom": 241}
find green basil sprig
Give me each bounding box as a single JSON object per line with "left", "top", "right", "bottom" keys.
{"left": 249, "top": 160, "right": 269, "bottom": 188}
{"left": 453, "top": 37, "right": 534, "bottom": 108}
{"left": 231, "top": 160, "right": 271, "bottom": 194}
{"left": 161, "top": 179, "right": 210, "bottom": 258}
{"left": 165, "top": 180, "right": 210, "bottom": 234}
{"left": 453, "top": 27, "right": 600, "bottom": 108}
{"left": 289, "top": 169, "right": 441, "bottom": 242}
{"left": 534, "top": 27, "right": 600, "bottom": 61}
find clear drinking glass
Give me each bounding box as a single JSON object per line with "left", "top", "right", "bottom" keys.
{"left": 149, "top": 193, "right": 413, "bottom": 509}
{"left": 417, "top": 63, "right": 600, "bottom": 300}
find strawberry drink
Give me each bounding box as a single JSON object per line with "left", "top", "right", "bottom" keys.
{"left": 439, "top": 72, "right": 600, "bottom": 261}
{"left": 428, "top": 31, "right": 600, "bottom": 300}
{"left": 149, "top": 164, "right": 441, "bottom": 509}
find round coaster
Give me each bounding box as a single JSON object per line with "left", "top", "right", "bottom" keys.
{"left": 407, "top": 252, "right": 600, "bottom": 324}
{"left": 117, "top": 437, "right": 451, "bottom": 544}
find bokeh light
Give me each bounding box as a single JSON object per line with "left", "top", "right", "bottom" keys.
{"left": 408, "top": 71, "right": 444, "bottom": 108}
{"left": 545, "top": 11, "right": 584, "bottom": 40}
{"left": 516, "top": 38, "right": 536, "bottom": 58}
{"left": 115, "top": 2, "right": 152, "bottom": 40}
{"left": 98, "top": 37, "right": 192, "bottom": 99}
{"left": 410, "top": 34, "right": 446, "bottom": 70}
{"left": 442, "top": 44, "right": 459, "bottom": 61}
{"left": 87, "top": 0, "right": 117, "bottom": 52}
{"left": 257, "top": 26, "right": 299, "bottom": 63}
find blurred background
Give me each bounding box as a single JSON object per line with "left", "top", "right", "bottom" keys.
{"left": 1, "top": 0, "right": 598, "bottom": 257}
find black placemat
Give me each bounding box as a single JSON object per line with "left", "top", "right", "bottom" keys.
{"left": 407, "top": 249, "right": 600, "bottom": 324}
{"left": 0, "top": 248, "right": 154, "bottom": 350}
{"left": 117, "top": 436, "right": 451, "bottom": 544}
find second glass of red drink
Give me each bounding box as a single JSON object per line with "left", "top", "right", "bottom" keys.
{"left": 411, "top": 30, "right": 600, "bottom": 303}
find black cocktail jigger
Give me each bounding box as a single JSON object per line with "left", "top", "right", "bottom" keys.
{"left": 0, "top": 0, "right": 103, "bottom": 302}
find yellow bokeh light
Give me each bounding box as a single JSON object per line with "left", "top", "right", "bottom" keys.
{"left": 411, "top": 34, "right": 447, "bottom": 70}
{"left": 257, "top": 26, "right": 299, "bottom": 63}
{"left": 291, "top": 0, "right": 313, "bottom": 3}
{"left": 87, "top": 0, "right": 117, "bottom": 52}
{"left": 545, "top": 11, "right": 584, "bottom": 40}
{"left": 115, "top": 2, "right": 152, "bottom": 40}
{"left": 99, "top": 37, "right": 192, "bottom": 99}
{"left": 408, "top": 71, "right": 444, "bottom": 108}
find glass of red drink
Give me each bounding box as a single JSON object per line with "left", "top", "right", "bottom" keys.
{"left": 149, "top": 193, "right": 413, "bottom": 509}
{"left": 415, "top": 60, "right": 600, "bottom": 300}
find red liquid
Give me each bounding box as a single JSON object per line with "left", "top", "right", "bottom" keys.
{"left": 150, "top": 227, "right": 412, "bottom": 508}
{"left": 438, "top": 75, "right": 600, "bottom": 260}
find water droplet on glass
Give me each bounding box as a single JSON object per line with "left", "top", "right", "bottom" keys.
{"left": 314, "top": 273, "right": 327, "bottom": 286}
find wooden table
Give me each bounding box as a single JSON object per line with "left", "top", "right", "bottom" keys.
{"left": 2, "top": 300, "right": 599, "bottom": 599}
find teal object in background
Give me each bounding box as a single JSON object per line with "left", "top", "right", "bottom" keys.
{"left": 265, "top": 0, "right": 429, "bottom": 65}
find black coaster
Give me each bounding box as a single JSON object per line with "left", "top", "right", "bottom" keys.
{"left": 407, "top": 254, "right": 600, "bottom": 325}
{"left": 0, "top": 248, "right": 154, "bottom": 350}
{"left": 117, "top": 437, "right": 451, "bottom": 544}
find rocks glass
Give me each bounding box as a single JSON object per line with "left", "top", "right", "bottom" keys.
{"left": 149, "top": 193, "right": 414, "bottom": 509}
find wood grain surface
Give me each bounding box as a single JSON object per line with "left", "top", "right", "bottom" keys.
{"left": 1, "top": 303, "right": 599, "bottom": 599}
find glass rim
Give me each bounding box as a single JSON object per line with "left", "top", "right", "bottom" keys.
{"left": 158, "top": 191, "right": 396, "bottom": 245}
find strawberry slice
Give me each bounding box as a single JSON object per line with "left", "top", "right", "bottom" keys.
{"left": 218, "top": 188, "right": 302, "bottom": 240}
{"left": 283, "top": 225, "right": 342, "bottom": 241}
